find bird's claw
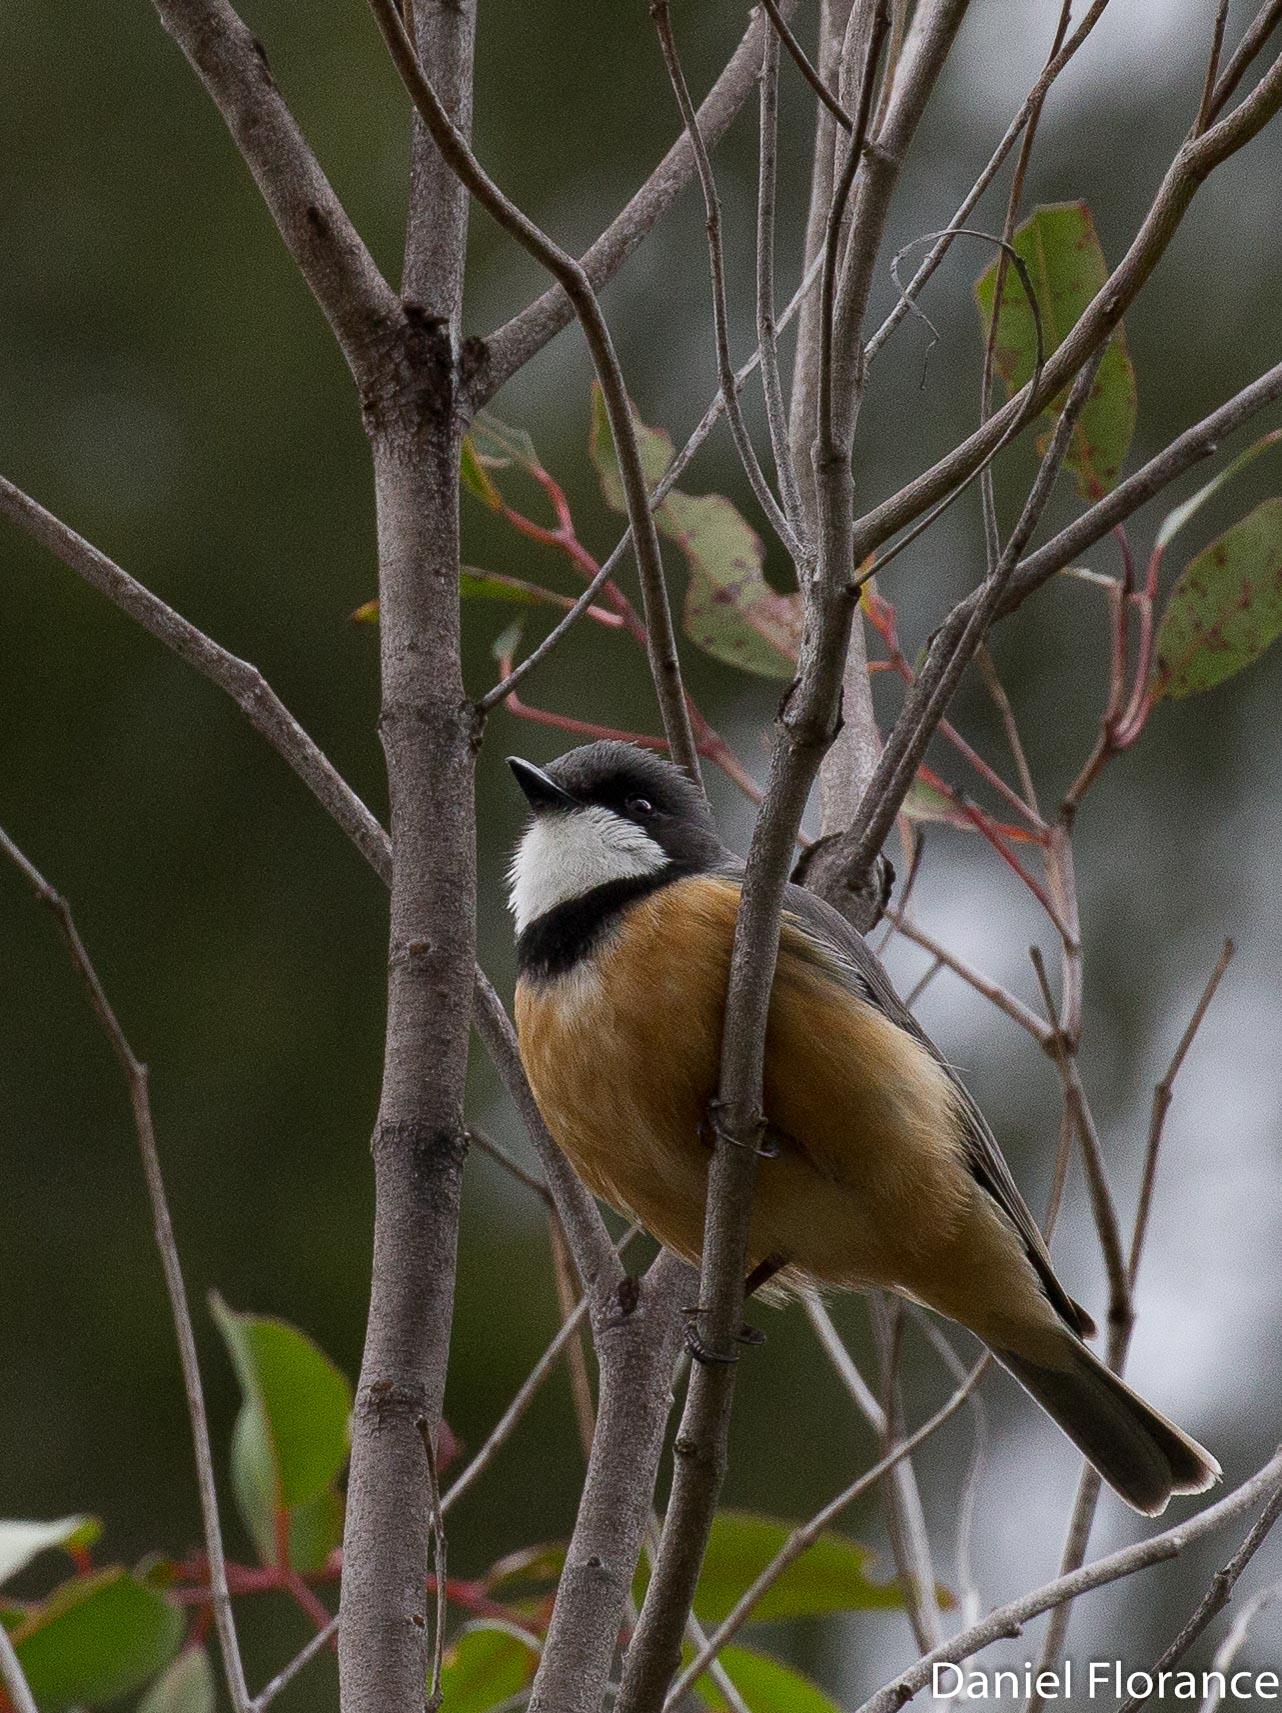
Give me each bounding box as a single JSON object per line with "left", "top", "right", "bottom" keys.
{"left": 681, "top": 1308, "right": 766, "bottom": 1366}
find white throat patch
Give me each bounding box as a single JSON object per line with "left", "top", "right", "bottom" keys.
{"left": 508, "top": 806, "right": 669, "bottom": 932}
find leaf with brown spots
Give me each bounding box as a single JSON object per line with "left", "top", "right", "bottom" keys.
{"left": 1153, "top": 497, "right": 1282, "bottom": 699}
{"left": 588, "top": 383, "right": 800, "bottom": 679}
{"left": 975, "top": 201, "right": 1136, "bottom": 500}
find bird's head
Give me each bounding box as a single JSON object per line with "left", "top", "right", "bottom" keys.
{"left": 506, "top": 741, "right": 721, "bottom": 933}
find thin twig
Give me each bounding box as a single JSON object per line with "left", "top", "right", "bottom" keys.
{"left": 1129, "top": 939, "right": 1235, "bottom": 1289}
{"left": 667, "top": 1358, "right": 987, "bottom": 1702}
{"left": 442, "top": 1295, "right": 591, "bottom": 1515}
{"left": 1200, "top": 1581, "right": 1282, "bottom": 1712}
{"left": 977, "top": 646, "right": 1041, "bottom": 819}
{"left": 854, "top": 1449, "right": 1282, "bottom": 1713}
{"left": 1029, "top": 945, "right": 1129, "bottom": 1331}
{"left": 0, "top": 828, "right": 251, "bottom": 1713}
{"left": 1197, "top": 0, "right": 1234, "bottom": 133}
{"left": 417, "top": 1421, "right": 448, "bottom": 1712}
{"left": 481, "top": 1, "right": 798, "bottom": 397}
{"left": 762, "top": 0, "right": 853, "bottom": 129}
{"left": 364, "top": 0, "right": 700, "bottom": 780}
{"left": 756, "top": 26, "right": 809, "bottom": 548}
{"left": 871, "top": 1296, "right": 944, "bottom": 1654}
{"left": 467, "top": 1126, "right": 553, "bottom": 1205}
{"left": 0, "top": 1622, "right": 41, "bottom": 1713}
{"left": 652, "top": 0, "right": 806, "bottom": 567}
{"left": 1117, "top": 1482, "right": 1282, "bottom": 1713}
{"left": 885, "top": 911, "right": 1052, "bottom": 1045}
{"left": 252, "top": 1618, "right": 339, "bottom": 1712}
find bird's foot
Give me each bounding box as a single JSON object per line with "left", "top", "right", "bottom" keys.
{"left": 681, "top": 1308, "right": 766, "bottom": 1366}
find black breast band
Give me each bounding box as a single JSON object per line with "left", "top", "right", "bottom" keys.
{"left": 517, "top": 868, "right": 680, "bottom": 981}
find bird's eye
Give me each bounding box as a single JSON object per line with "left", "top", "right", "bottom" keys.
{"left": 625, "top": 795, "right": 655, "bottom": 818}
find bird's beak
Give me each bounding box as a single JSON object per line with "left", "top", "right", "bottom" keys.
{"left": 507, "top": 756, "right": 579, "bottom": 813}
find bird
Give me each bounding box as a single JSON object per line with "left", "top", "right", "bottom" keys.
{"left": 505, "top": 739, "right": 1219, "bottom": 1516}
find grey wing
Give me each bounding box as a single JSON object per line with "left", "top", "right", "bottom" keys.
{"left": 777, "top": 880, "right": 1096, "bottom": 1340}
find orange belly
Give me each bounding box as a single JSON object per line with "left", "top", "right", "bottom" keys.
{"left": 514, "top": 875, "right": 1031, "bottom": 1322}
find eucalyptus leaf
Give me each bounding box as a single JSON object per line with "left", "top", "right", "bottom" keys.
{"left": 588, "top": 384, "right": 799, "bottom": 678}
{"left": 693, "top": 1644, "right": 845, "bottom": 1713}
{"left": 976, "top": 201, "right": 1136, "bottom": 498}
{"left": 136, "top": 1645, "right": 216, "bottom": 1713}
{"left": 9, "top": 1568, "right": 183, "bottom": 1711}
{"left": 1153, "top": 497, "right": 1282, "bottom": 699}
{"left": 210, "top": 1294, "right": 352, "bottom": 1568}
{"left": 437, "top": 1622, "right": 540, "bottom": 1713}
{"left": 0, "top": 1517, "right": 100, "bottom": 1589}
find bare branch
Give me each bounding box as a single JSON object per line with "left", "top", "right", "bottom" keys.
{"left": 853, "top": 50, "right": 1282, "bottom": 560}
{"left": 866, "top": 0, "right": 1112, "bottom": 363}
{"left": 0, "top": 477, "right": 392, "bottom": 885}
{"left": 365, "top": 0, "right": 700, "bottom": 780}
{"left": 756, "top": 28, "right": 808, "bottom": 548}
{"left": 480, "top": 2, "right": 798, "bottom": 398}
{"left": 668, "top": 1357, "right": 987, "bottom": 1702}
{"left": 810, "top": 350, "right": 1106, "bottom": 905}
{"left": 652, "top": 0, "right": 807, "bottom": 567}
{"left": 1003, "top": 359, "right": 1282, "bottom": 618}
{"left": 0, "top": 829, "right": 251, "bottom": 1713}
{"left": 147, "top": 0, "right": 397, "bottom": 379}
{"left": 1129, "top": 939, "right": 1236, "bottom": 1288}
{"left": 0, "top": 476, "right": 624, "bottom": 1321}
{"left": 1117, "top": 1481, "right": 1282, "bottom": 1712}
{"left": 854, "top": 1447, "right": 1282, "bottom": 1713}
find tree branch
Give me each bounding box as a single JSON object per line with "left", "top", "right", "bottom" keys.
{"left": 0, "top": 1625, "right": 40, "bottom": 1713}
{"left": 479, "top": 2, "right": 799, "bottom": 400}
{"left": 0, "top": 829, "right": 251, "bottom": 1713}
{"left": 365, "top": 0, "right": 700, "bottom": 780}
{"left": 147, "top": 0, "right": 397, "bottom": 381}
{"left": 853, "top": 1447, "right": 1282, "bottom": 1713}
{"left": 807, "top": 350, "right": 1105, "bottom": 905}
{"left": 852, "top": 49, "right": 1282, "bottom": 560}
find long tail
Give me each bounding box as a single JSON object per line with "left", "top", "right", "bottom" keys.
{"left": 995, "top": 1331, "right": 1220, "bottom": 1516}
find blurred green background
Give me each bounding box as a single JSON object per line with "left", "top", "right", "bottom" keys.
{"left": 3, "top": 0, "right": 1281, "bottom": 1704}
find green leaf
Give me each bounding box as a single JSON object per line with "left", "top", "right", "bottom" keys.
{"left": 471, "top": 414, "right": 541, "bottom": 475}
{"left": 210, "top": 1294, "right": 352, "bottom": 1568}
{"left": 491, "top": 619, "right": 524, "bottom": 666}
{"left": 975, "top": 200, "right": 1136, "bottom": 499}
{"left": 636, "top": 1512, "right": 913, "bottom": 1627}
{"left": 588, "top": 383, "right": 800, "bottom": 679}
{"left": 1155, "top": 428, "right": 1282, "bottom": 552}
{"left": 136, "top": 1645, "right": 216, "bottom": 1713}
{"left": 286, "top": 1486, "right": 345, "bottom": 1577}
{"left": 0, "top": 1517, "right": 100, "bottom": 1588}
{"left": 900, "top": 776, "right": 974, "bottom": 833}
{"left": 693, "top": 1645, "right": 844, "bottom": 1713}
{"left": 460, "top": 436, "right": 503, "bottom": 510}
{"left": 666, "top": 492, "right": 801, "bottom": 680}
{"left": 1152, "top": 497, "right": 1282, "bottom": 699}
{"left": 7, "top": 1569, "right": 183, "bottom": 1711}
{"left": 588, "top": 382, "right": 675, "bottom": 512}
{"left": 437, "top": 1622, "right": 540, "bottom": 1713}
{"left": 352, "top": 568, "right": 579, "bottom": 629}
{"left": 460, "top": 569, "right": 575, "bottom": 608}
